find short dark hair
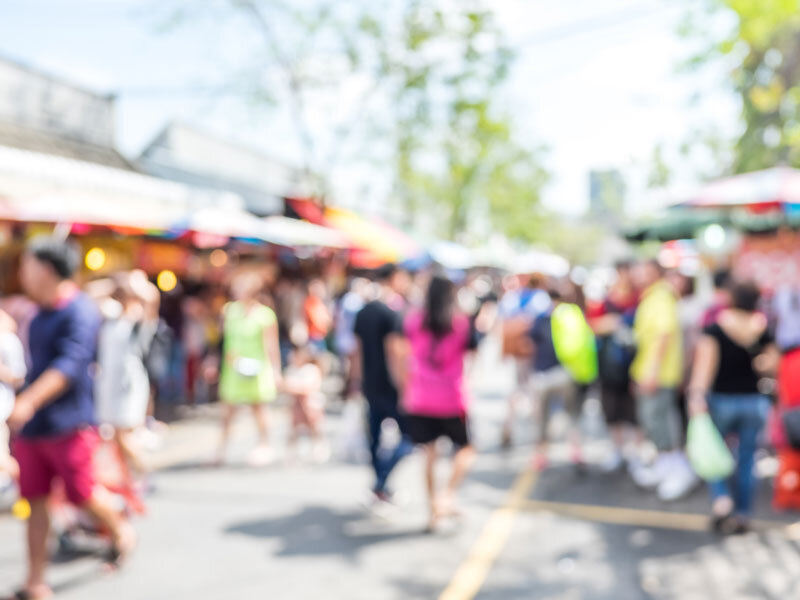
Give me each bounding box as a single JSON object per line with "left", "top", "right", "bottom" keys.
{"left": 375, "top": 263, "right": 398, "bottom": 282}
{"left": 614, "top": 259, "right": 633, "bottom": 272}
{"left": 712, "top": 269, "right": 732, "bottom": 291}
{"left": 730, "top": 281, "right": 761, "bottom": 312}
{"left": 26, "top": 235, "right": 81, "bottom": 280}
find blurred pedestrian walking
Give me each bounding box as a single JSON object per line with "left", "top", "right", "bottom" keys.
{"left": 400, "top": 275, "right": 478, "bottom": 531}
{"left": 0, "top": 309, "right": 25, "bottom": 502}
{"left": 217, "top": 271, "right": 282, "bottom": 466}
{"left": 353, "top": 264, "right": 413, "bottom": 505}
{"left": 588, "top": 261, "right": 638, "bottom": 472}
{"left": 284, "top": 345, "right": 329, "bottom": 464}
{"left": 498, "top": 273, "right": 551, "bottom": 448}
{"left": 688, "top": 281, "right": 778, "bottom": 533}
{"left": 769, "top": 283, "right": 800, "bottom": 510}
{"left": 95, "top": 273, "right": 153, "bottom": 479}
{"left": 7, "top": 236, "right": 136, "bottom": 599}
{"left": 529, "top": 288, "right": 587, "bottom": 472}
{"left": 629, "top": 260, "right": 697, "bottom": 501}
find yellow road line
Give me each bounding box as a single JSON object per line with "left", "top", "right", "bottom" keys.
{"left": 520, "top": 499, "right": 787, "bottom": 533}
{"left": 438, "top": 469, "right": 538, "bottom": 600}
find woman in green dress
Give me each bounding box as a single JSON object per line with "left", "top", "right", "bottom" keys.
{"left": 217, "top": 271, "right": 282, "bottom": 466}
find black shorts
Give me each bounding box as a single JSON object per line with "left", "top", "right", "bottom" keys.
{"left": 600, "top": 384, "right": 637, "bottom": 426}
{"left": 406, "top": 414, "right": 470, "bottom": 447}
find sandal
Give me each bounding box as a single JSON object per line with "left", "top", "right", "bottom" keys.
{"left": 104, "top": 524, "right": 137, "bottom": 569}
{"left": 4, "top": 587, "right": 53, "bottom": 600}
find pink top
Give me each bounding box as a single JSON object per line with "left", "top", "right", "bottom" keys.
{"left": 403, "top": 310, "right": 471, "bottom": 417}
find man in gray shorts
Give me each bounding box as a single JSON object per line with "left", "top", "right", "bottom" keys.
{"left": 629, "top": 260, "right": 697, "bottom": 501}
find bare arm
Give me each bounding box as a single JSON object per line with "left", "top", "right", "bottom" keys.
{"left": 7, "top": 370, "right": 70, "bottom": 432}
{"left": 641, "top": 333, "right": 671, "bottom": 393}
{"left": 686, "top": 334, "right": 720, "bottom": 415}
{"left": 349, "top": 339, "right": 363, "bottom": 397}
{"left": 754, "top": 343, "right": 780, "bottom": 375}
{"left": 264, "top": 321, "right": 283, "bottom": 389}
{"left": 385, "top": 333, "right": 408, "bottom": 393}
{"left": 589, "top": 313, "right": 621, "bottom": 336}
{"left": 0, "top": 362, "right": 24, "bottom": 389}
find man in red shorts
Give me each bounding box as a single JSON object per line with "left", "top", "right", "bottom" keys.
{"left": 6, "top": 236, "right": 136, "bottom": 600}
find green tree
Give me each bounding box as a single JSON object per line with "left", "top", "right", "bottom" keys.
{"left": 387, "top": 3, "right": 548, "bottom": 241}
{"left": 684, "top": 0, "right": 800, "bottom": 172}
{"left": 161, "top": 0, "right": 549, "bottom": 240}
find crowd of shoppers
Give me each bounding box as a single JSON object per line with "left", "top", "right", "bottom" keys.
{"left": 5, "top": 231, "right": 800, "bottom": 598}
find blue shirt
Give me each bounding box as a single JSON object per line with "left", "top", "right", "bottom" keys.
{"left": 530, "top": 313, "right": 560, "bottom": 373}
{"left": 500, "top": 288, "right": 551, "bottom": 320}
{"left": 21, "top": 293, "right": 101, "bottom": 439}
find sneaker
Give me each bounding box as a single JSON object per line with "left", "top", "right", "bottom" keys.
{"left": 246, "top": 445, "right": 274, "bottom": 467}
{"left": 629, "top": 455, "right": 668, "bottom": 489}
{"left": 601, "top": 450, "right": 624, "bottom": 474}
{"left": 0, "top": 474, "right": 17, "bottom": 510}
{"left": 532, "top": 453, "right": 549, "bottom": 472}
{"left": 657, "top": 455, "right": 699, "bottom": 501}
{"left": 312, "top": 441, "right": 332, "bottom": 464}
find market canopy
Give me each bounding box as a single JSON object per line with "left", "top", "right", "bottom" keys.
{"left": 675, "top": 166, "right": 800, "bottom": 212}
{"left": 260, "top": 215, "right": 349, "bottom": 248}
{"left": 0, "top": 193, "right": 185, "bottom": 231}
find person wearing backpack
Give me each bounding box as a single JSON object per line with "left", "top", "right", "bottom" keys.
{"left": 529, "top": 288, "right": 594, "bottom": 471}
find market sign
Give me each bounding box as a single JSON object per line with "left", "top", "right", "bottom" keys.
{"left": 734, "top": 230, "right": 800, "bottom": 293}
{"left": 136, "top": 241, "right": 191, "bottom": 276}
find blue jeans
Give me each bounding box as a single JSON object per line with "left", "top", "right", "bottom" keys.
{"left": 707, "top": 393, "right": 770, "bottom": 516}
{"left": 366, "top": 398, "right": 414, "bottom": 494}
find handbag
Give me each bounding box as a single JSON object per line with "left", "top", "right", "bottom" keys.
{"left": 686, "top": 413, "right": 735, "bottom": 482}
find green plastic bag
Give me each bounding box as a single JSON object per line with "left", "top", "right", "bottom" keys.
{"left": 686, "top": 414, "right": 735, "bottom": 482}
{"left": 551, "top": 303, "right": 598, "bottom": 385}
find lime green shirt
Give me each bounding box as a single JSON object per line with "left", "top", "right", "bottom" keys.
{"left": 630, "top": 281, "right": 683, "bottom": 388}
{"left": 219, "top": 301, "right": 277, "bottom": 403}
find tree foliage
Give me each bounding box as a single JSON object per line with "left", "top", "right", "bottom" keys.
{"left": 685, "top": 0, "right": 800, "bottom": 172}
{"left": 162, "top": 0, "right": 549, "bottom": 241}
{"left": 385, "top": 3, "right": 548, "bottom": 241}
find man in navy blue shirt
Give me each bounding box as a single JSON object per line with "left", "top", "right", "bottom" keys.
{"left": 7, "top": 236, "right": 135, "bottom": 600}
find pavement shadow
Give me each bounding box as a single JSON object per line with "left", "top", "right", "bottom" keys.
{"left": 225, "top": 505, "right": 424, "bottom": 560}
{"left": 387, "top": 577, "right": 444, "bottom": 600}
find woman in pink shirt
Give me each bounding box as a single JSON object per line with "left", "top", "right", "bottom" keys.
{"left": 401, "top": 275, "right": 478, "bottom": 531}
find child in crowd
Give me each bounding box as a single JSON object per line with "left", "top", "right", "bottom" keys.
{"left": 0, "top": 309, "right": 26, "bottom": 499}
{"left": 283, "top": 345, "right": 330, "bottom": 463}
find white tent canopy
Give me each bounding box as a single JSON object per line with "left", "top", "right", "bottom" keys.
{"left": 260, "top": 216, "right": 348, "bottom": 248}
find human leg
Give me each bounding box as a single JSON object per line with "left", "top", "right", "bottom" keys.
{"left": 251, "top": 403, "right": 270, "bottom": 446}
{"left": 423, "top": 443, "right": 439, "bottom": 529}
{"left": 217, "top": 403, "right": 237, "bottom": 464}
{"left": 115, "top": 428, "right": 147, "bottom": 475}
{"left": 24, "top": 497, "right": 51, "bottom": 598}
{"left": 732, "top": 396, "right": 768, "bottom": 517}
{"left": 366, "top": 401, "right": 387, "bottom": 493}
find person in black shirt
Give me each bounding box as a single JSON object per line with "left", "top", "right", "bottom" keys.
{"left": 353, "top": 264, "right": 413, "bottom": 503}
{"left": 688, "top": 281, "right": 780, "bottom": 533}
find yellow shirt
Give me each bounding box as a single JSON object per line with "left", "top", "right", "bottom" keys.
{"left": 630, "top": 281, "right": 683, "bottom": 387}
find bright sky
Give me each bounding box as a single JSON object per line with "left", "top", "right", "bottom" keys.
{"left": 0, "top": 0, "right": 740, "bottom": 219}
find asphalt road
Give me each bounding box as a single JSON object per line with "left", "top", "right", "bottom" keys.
{"left": 2, "top": 348, "right": 799, "bottom": 599}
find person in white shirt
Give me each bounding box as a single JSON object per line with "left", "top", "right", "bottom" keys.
{"left": 0, "top": 309, "right": 27, "bottom": 493}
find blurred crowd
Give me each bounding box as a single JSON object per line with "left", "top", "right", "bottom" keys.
{"left": 3, "top": 234, "right": 800, "bottom": 598}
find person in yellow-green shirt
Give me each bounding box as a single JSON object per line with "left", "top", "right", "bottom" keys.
{"left": 629, "top": 260, "right": 698, "bottom": 501}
